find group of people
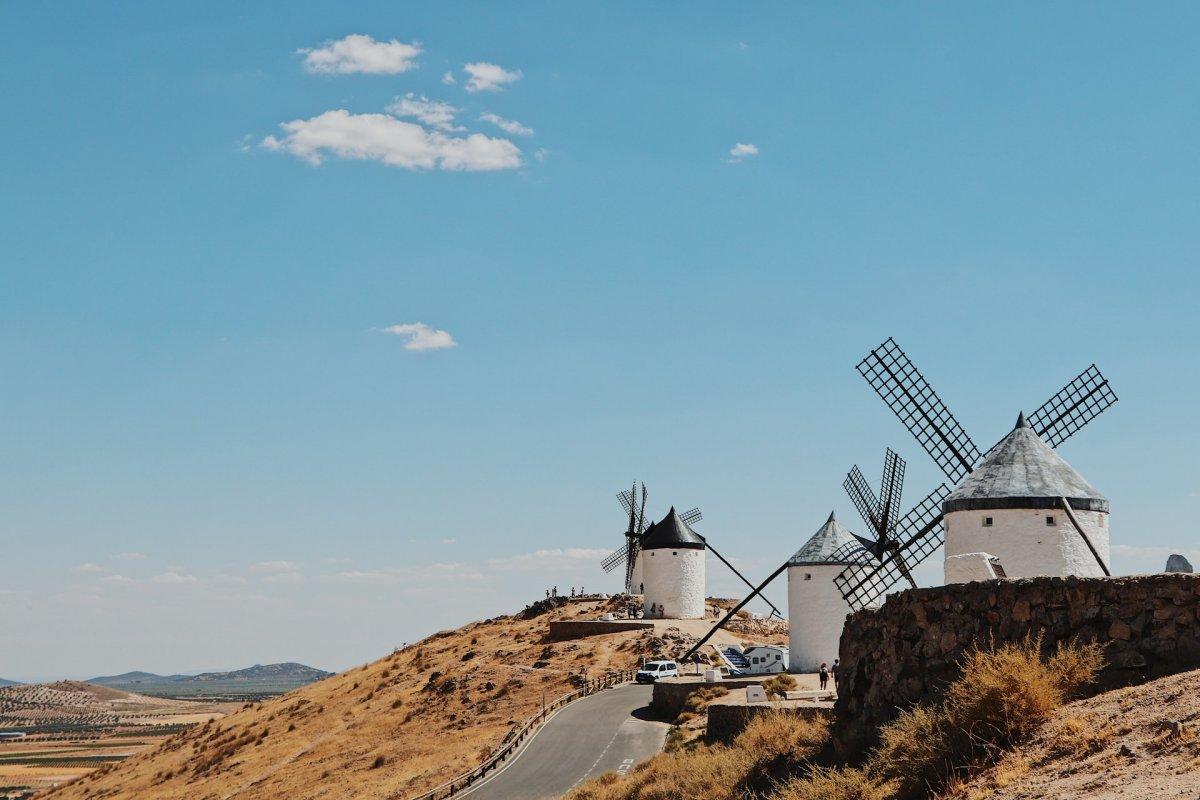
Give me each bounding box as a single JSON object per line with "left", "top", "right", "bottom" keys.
{"left": 544, "top": 586, "right": 587, "bottom": 598}
{"left": 817, "top": 658, "right": 840, "bottom": 691}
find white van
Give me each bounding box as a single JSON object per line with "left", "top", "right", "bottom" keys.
{"left": 636, "top": 660, "right": 679, "bottom": 683}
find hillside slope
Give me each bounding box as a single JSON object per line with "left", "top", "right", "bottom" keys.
{"left": 39, "top": 596, "right": 667, "bottom": 800}
{"left": 948, "top": 668, "right": 1200, "bottom": 799}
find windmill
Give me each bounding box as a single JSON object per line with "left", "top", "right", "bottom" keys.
{"left": 598, "top": 482, "right": 782, "bottom": 617}
{"left": 833, "top": 337, "right": 1118, "bottom": 610}
{"left": 829, "top": 448, "right": 920, "bottom": 596}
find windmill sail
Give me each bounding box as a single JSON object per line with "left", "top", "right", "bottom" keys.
{"left": 834, "top": 483, "right": 950, "bottom": 610}
{"left": 857, "top": 338, "right": 981, "bottom": 484}
{"left": 1026, "top": 364, "right": 1118, "bottom": 449}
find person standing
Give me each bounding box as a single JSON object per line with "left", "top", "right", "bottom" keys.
{"left": 819, "top": 662, "right": 829, "bottom": 691}
{"left": 831, "top": 659, "right": 840, "bottom": 690}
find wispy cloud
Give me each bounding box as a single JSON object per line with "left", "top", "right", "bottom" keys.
{"left": 151, "top": 571, "right": 198, "bottom": 585}
{"left": 488, "top": 548, "right": 611, "bottom": 572}
{"left": 100, "top": 574, "right": 134, "bottom": 585}
{"left": 480, "top": 112, "right": 533, "bottom": 137}
{"left": 388, "top": 94, "right": 463, "bottom": 132}
{"left": 300, "top": 34, "right": 421, "bottom": 75}
{"left": 262, "top": 110, "right": 521, "bottom": 171}
{"left": 463, "top": 62, "right": 522, "bottom": 93}
{"left": 442, "top": 70, "right": 457, "bottom": 85}
{"left": 72, "top": 563, "right": 106, "bottom": 575}
{"left": 441, "top": 538, "right": 457, "bottom": 544}
{"left": 115, "top": 552, "right": 147, "bottom": 561}
{"left": 381, "top": 322, "right": 457, "bottom": 351}
{"left": 728, "top": 142, "right": 759, "bottom": 163}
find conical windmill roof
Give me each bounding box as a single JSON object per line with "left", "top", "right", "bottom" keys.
{"left": 640, "top": 507, "right": 706, "bottom": 550}
{"left": 943, "top": 413, "right": 1109, "bottom": 514}
{"left": 788, "top": 512, "right": 871, "bottom": 566}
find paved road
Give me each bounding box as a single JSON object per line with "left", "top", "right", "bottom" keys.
{"left": 461, "top": 683, "right": 667, "bottom": 800}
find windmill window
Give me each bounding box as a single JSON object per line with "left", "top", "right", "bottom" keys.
{"left": 1045, "top": 516, "right": 1056, "bottom": 526}
{"left": 983, "top": 517, "right": 994, "bottom": 527}
{"left": 804, "top": 573, "right": 812, "bottom": 581}
{"left": 673, "top": 551, "right": 678, "bottom": 556}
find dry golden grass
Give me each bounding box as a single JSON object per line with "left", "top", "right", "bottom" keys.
{"left": 568, "top": 711, "right": 829, "bottom": 800}
{"left": 1044, "top": 714, "right": 1116, "bottom": 759}
{"left": 774, "top": 767, "right": 896, "bottom": 800}
{"left": 38, "top": 597, "right": 646, "bottom": 800}
{"left": 874, "top": 635, "right": 1103, "bottom": 800}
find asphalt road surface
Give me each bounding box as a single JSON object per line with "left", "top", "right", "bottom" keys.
{"left": 461, "top": 683, "right": 668, "bottom": 800}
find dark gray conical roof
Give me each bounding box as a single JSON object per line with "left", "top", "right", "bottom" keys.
{"left": 788, "top": 511, "right": 871, "bottom": 566}
{"left": 943, "top": 413, "right": 1109, "bottom": 514}
{"left": 640, "top": 507, "right": 706, "bottom": 550}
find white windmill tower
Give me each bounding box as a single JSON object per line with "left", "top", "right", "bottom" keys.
{"left": 640, "top": 508, "right": 707, "bottom": 619}
{"left": 833, "top": 339, "right": 1117, "bottom": 609}
{"left": 942, "top": 412, "right": 1109, "bottom": 581}
{"left": 786, "top": 511, "right": 871, "bottom": 672}
{"left": 599, "top": 484, "right": 783, "bottom": 618}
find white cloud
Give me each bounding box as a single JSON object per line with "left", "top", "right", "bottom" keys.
{"left": 441, "top": 538, "right": 457, "bottom": 544}
{"left": 728, "top": 142, "right": 759, "bottom": 163}
{"left": 387, "top": 94, "right": 462, "bottom": 131}
{"left": 488, "top": 548, "right": 611, "bottom": 572}
{"left": 534, "top": 147, "right": 549, "bottom": 162}
{"left": 480, "top": 112, "right": 533, "bottom": 136}
{"left": 252, "top": 560, "right": 301, "bottom": 573}
{"left": 300, "top": 34, "right": 421, "bottom": 75}
{"left": 442, "top": 70, "right": 457, "bottom": 85}
{"left": 262, "top": 110, "right": 522, "bottom": 171}
{"left": 463, "top": 62, "right": 522, "bottom": 93}
{"left": 115, "top": 552, "right": 147, "bottom": 561}
{"left": 100, "top": 574, "right": 134, "bottom": 585}
{"left": 151, "top": 571, "right": 198, "bottom": 585}
{"left": 72, "top": 563, "right": 106, "bottom": 575}
{"left": 381, "top": 322, "right": 457, "bottom": 351}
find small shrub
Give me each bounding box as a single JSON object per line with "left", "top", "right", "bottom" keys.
{"left": 370, "top": 754, "right": 386, "bottom": 769}
{"left": 763, "top": 673, "right": 798, "bottom": 699}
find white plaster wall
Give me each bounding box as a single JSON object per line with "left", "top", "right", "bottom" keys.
{"left": 629, "top": 555, "right": 644, "bottom": 595}
{"left": 787, "top": 564, "right": 852, "bottom": 673}
{"left": 642, "top": 548, "right": 705, "bottom": 619}
{"left": 944, "top": 508, "right": 1109, "bottom": 582}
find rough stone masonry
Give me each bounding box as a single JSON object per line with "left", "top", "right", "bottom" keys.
{"left": 834, "top": 574, "right": 1200, "bottom": 746}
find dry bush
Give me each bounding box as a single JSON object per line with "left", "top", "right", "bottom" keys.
{"left": 774, "top": 766, "right": 896, "bottom": 800}
{"left": 763, "top": 673, "right": 798, "bottom": 699}
{"left": 873, "top": 635, "right": 1103, "bottom": 799}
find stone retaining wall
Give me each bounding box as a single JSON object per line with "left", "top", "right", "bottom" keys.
{"left": 705, "top": 699, "right": 833, "bottom": 744}
{"left": 546, "top": 620, "right": 654, "bottom": 641}
{"left": 650, "top": 676, "right": 770, "bottom": 719}
{"left": 835, "top": 574, "right": 1200, "bottom": 747}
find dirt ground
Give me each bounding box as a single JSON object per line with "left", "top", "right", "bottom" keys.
{"left": 949, "top": 668, "right": 1200, "bottom": 800}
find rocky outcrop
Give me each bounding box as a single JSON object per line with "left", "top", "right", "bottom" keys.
{"left": 834, "top": 574, "right": 1200, "bottom": 746}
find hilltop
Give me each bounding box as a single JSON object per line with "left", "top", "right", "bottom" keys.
{"left": 37, "top": 595, "right": 695, "bottom": 800}
{"left": 0, "top": 680, "right": 19, "bottom": 689}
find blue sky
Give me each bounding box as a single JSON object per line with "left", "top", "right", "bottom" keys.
{"left": 2, "top": 3, "right": 1198, "bottom": 679}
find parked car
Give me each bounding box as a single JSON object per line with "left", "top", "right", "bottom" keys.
{"left": 636, "top": 660, "right": 679, "bottom": 683}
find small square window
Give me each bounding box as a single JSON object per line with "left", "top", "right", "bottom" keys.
{"left": 804, "top": 573, "right": 812, "bottom": 581}
{"left": 983, "top": 516, "right": 993, "bottom": 527}
{"left": 672, "top": 551, "right": 678, "bottom": 556}
{"left": 1045, "top": 516, "right": 1055, "bottom": 526}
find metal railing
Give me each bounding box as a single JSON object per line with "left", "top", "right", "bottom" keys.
{"left": 405, "top": 670, "right": 635, "bottom": 800}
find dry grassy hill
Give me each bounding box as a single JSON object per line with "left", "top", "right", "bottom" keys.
{"left": 37, "top": 596, "right": 693, "bottom": 800}
{"left": 946, "top": 668, "right": 1200, "bottom": 799}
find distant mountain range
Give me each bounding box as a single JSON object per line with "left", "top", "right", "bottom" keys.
{"left": 89, "top": 662, "right": 330, "bottom": 690}
{"left": 0, "top": 678, "right": 20, "bottom": 687}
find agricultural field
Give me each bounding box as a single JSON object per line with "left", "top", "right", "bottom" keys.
{"left": 0, "top": 682, "right": 232, "bottom": 797}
